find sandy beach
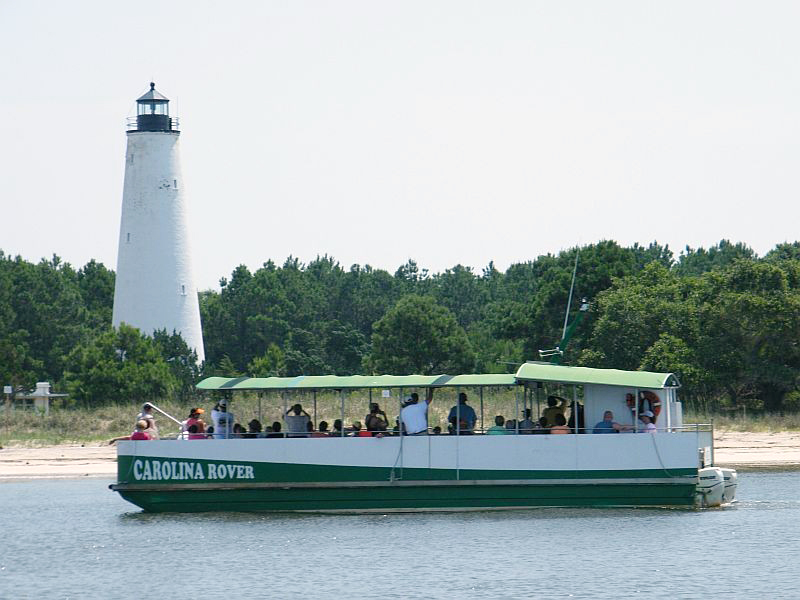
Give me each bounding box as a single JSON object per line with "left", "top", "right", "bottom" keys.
{"left": 0, "top": 431, "right": 798, "bottom": 480}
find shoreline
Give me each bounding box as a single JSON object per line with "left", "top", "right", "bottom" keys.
{"left": 0, "top": 431, "right": 798, "bottom": 481}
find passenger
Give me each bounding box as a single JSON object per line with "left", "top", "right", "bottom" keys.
{"left": 400, "top": 390, "right": 435, "bottom": 435}
{"left": 182, "top": 407, "right": 206, "bottom": 440}
{"left": 284, "top": 404, "right": 311, "bottom": 437}
{"left": 519, "top": 409, "right": 535, "bottom": 434}
{"left": 211, "top": 399, "right": 234, "bottom": 439}
{"left": 505, "top": 418, "right": 518, "bottom": 433}
{"left": 532, "top": 416, "right": 550, "bottom": 434}
{"left": 312, "top": 421, "right": 330, "bottom": 438}
{"left": 332, "top": 419, "right": 344, "bottom": 437}
{"left": 187, "top": 424, "right": 201, "bottom": 439}
{"left": 639, "top": 410, "right": 657, "bottom": 433}
{"left": 352, "top": 421, "right": 372, "bottom": 437}
{"left": 232, "top": 423, "right": 246, "bottom": 438}
{"left": 549, "top": 413, "right": 571, "bottom": 434}
{"left": 267, "top": 422, "right": 283, "bottom": 438}
{"left": 567, "top": 401, "right": 586, "bottom": 433}
{"left": 432, "top": 426, "right": 442, "bottom": 435}
{"left": 542, "top": 396, "right": 567, "bottom": 427}
{"left": 447, "top": 392, "right": 476, "bottom": 434}
{"left": 245, "top": 419, "right": 263, "bottom": 439}
{"left": 593, "top": 410, "right": 631, "bottom": 433}
{"left": 136, "top": 403, "right": 160, "bottom": 439}
{"left": 487, "top": 415, "right": 508, "bottom": 435}
{"left": 130, "top": 420, "right": 152, "bottom": 440}
{"left": 365, "top": 403, "right": 389, "bottom": 434}
{"left": 205, "top": 425, "right": 215, "bottom": 439}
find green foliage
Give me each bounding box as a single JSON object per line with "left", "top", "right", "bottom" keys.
{"left": 5, "top": 238, "right": 800, "bottom": 413}
{"left": 368, "top": 295, "right": 475, "bottom": 374}
{"left": 62, "top": 324, "right": 176, "bottom": 406}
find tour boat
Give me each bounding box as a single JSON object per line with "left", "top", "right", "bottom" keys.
{"left": 110, "top": 363, "right": 736, "bottom": 512}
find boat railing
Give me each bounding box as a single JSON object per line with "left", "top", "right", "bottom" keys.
{"left": 163, "top": 422, "right": 715, "bottom": 439}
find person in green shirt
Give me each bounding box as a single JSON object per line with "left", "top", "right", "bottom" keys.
{"left": 486, "top": 415, "right": 509, "bottom": 434}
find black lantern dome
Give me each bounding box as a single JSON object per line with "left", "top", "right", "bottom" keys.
{"left": 133, "top": 82, "right": 177, "bottom": 132}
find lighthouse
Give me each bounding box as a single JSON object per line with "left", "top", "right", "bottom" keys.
{"left": 112, "top": 83, "right": 205, "bottom": 363}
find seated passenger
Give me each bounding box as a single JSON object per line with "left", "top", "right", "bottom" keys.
{"left": 187, "top": 424, "right": 201, "bottom": 439}
{"left": 593, "top": 410, "right": 631, "bottom": 433}
{"left": 487, "top": 415, "right": 509, "bottom": 435}
{"left": 182, "top": 407, "right": 206, "bottom": 440}
{"left": 232, "top": 423, "right": 246, "bottom": 438}
{"left": 447, "top": 392, "right": 476, "bottom": 434}
{"left": 205, "top": 425, "right": 214, "bottom": 439}
{"left": 505, "top": 418, "right": 518, "bottom": 433}
{"left": 130, "top": 420, "right": 152, "bottom": 440}
{"left": 245, "top": 419, "right": 263, "bottom": 439}
{"left": 351, "top": 421, "right": 371, "bottom": 437}
{"left": 532, "top": 416, "right": 550, "bottom": 434}
{"left": 549, "top": 413, "right": 571, "bottom": 434}
{"left": 639, "top": 410, "right": 657, "bottom": 433}
{"left": 312, "top": 421, "right": 330, "bottom": 437}
{"left": 542, "top": 396, "right": 567, "bottom": 427}
{"left": 519, "top": 409, "right": 535, "bottom": 434}
{"left": 332, "top": 419, "right": 344, "bottom": 437}
{"left": 267, "top": 422, "right": 284, "bottom": 438}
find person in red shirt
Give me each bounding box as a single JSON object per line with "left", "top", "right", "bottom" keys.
{"left": 130, "top": 420, "right": 152, "bottom": 440}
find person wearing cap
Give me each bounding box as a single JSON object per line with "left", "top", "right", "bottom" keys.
{"left": 639, "top": 410, "right": 657, "bottom": 433}
{"left": 181, "top": 407, "right": 206, "bottom": 440}
{"left": 447, "top": 392, "right": 476, "bottom": 435}
{"left": 400, "top": 389, "right": 434, "bottom": 435}
{"left": 135, "top": 403, "right": 160, "bottom": 439}
{"left": 211, "top": 398, "right": 235, "bottom": 439}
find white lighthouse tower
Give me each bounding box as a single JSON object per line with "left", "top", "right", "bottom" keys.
{"left": 112, "top": 83, "right": 205, "bottom": 363}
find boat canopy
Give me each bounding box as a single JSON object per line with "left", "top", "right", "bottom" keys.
{"left": 196, "top": 373, "right": 518, "bottom": 391}
{"left": 196, "top": 366, "right": 679, "bottom": 392}
{"left": 514, "top": 362, "right": 680, "bottom": 389}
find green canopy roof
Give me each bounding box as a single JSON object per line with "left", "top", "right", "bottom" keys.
{"left": 196, "top": 373, "right": 517, "bottom": 391}
{"left": 197, "top": 366, "right": 678, "bottom": 392}
{"left": 514, "top": 362, "right": 680, "bottom": 389}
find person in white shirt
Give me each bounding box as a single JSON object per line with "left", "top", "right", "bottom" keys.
{"left": 211, "top": 398, "right": 235, "bottom": 439}
{"left": 284, "top": 404, "right": 312, "bottom": 437}
{"left": 639, "top": 410, "right": 657, "bottom": 433}
{"left": 400, "top": 390, "right": 434, "bottom": 435}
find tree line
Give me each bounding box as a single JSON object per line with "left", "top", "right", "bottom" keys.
{"left": 1, "top": 239, "right": 799, "bottom": 412}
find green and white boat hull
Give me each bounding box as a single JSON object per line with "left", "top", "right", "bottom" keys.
{"left": 111, "top": 434, "right": 702, "bottom": 512}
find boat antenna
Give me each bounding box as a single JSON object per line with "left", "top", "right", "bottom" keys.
{"left": 539, "top": 249, "right": 589, "bottom": 363}
{"left": 562, "top": 250, "right": 579, "bottom": 340}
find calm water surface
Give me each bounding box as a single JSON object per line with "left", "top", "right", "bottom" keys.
{"left": 0, "top": 471, "right": 797, "bottom": 599}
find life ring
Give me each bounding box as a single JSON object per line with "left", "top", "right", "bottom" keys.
{"left": 626, "top": 391, "right": 662, "bottom": 422}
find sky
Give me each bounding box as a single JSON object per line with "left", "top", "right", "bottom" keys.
{"left": 2, "top": 1, "right": 799, "bottom": 290}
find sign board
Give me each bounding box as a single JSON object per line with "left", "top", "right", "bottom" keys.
{"left": 381, "top": 389, "right": 391, "bottom": 398}
{"left": 3, "top": 386, "right": 11, "bottom": 395}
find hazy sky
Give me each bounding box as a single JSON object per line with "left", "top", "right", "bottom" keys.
{"left": 2, "top": 1, "right": 798, "bottom": 290}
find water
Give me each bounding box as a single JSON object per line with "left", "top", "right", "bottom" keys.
{"left": 0, "top": 471, "right": 797, "bottom": 600}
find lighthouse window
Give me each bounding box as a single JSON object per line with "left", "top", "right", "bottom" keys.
{"left": 174, "top": 179, "right": 178, "bottom": 189}
{"left": 181, "top": 284, "right": 186, "bottom": 296}
{"left": 127, "top": 233, "right": 130, "bottom": 243}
